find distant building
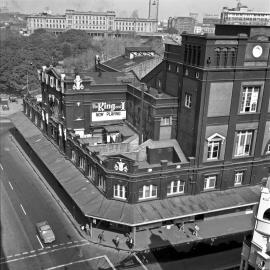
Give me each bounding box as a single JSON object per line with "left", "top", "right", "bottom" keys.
{"left": 220, "top": 2, "right": 270, "bottom": 25}
{"left": 168, "top": 16, "right": 196, "bottom": 34}
{"left": 240, "top": 177, "right": 270, "bottom": 270}
{"left": 26, "top": 1, "right": 159, "bottom": 36}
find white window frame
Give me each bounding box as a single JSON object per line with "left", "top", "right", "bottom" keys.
{"left": 139, "top": 185, "right": 157, "bottom": 200}
{"left": 79, "top": 156, "right": 85, "bottom": 170}
{"left": 88, "top": 164, "right": 96, "bottom": 180}
{"left": 167, "top": 180, "right": 185, "bottom": 195}
{"left": 160, "top": 116, "right": 172, "bottom": 126}
{"left": 71, "top": 150, "right": 76, "bottom": 162}
{"left": 234, "top": 171, "right": 244, "bottom": 186}
{"left": 98, "top": 174, "right": 106, "bottom": 191}
{"left": 207, "top": 140, "right": 220, "bottom": 160}
{"left": 185, "top": 93, "right": 192, "bottom": 108}
{"left": 113, "top": 184, "right": 126, "bottom": 200}
{"left": 234, "top": 130, "right": 253, "bottom": 157}
{"left": 240, "top": 86, "right": 259, "bottom": 113}
{"left": 204, "top": 176, "right": 216, "bottom": 190}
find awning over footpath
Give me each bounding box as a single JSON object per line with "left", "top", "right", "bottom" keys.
{"left": 11, "top": 112, "right": 261, "bottom": 227}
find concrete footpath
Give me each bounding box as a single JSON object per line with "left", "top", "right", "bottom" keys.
{"left": 7, "top": 110, "right": 255, "bottom": 254}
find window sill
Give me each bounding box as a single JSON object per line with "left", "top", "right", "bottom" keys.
{"left": 138, "top": 196, "right": 157, "bottom": 201}
{"left": 233, "top": 155, "right": 253, "bottom": 159}
{"left": 113, "top": 196, "right": 127, "bottom": 201}
{"left": 167, "top": 192, "right": 184, "bottom": 197}
{"left": 202, "top": 188, "right": 218, "bottom": 193}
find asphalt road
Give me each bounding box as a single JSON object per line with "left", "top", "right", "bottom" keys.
{"left": 0, "top": 119, "right": 144, "bottom": 270}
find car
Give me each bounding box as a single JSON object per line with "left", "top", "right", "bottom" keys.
{"left": 36, "top": 221, "right": 55, "bottom": 244}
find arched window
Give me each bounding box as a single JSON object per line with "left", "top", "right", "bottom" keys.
{"left": 263, "top": 208, "right": 270, "bottom": 221}
{"left": 215, "top": 48, "right": 221, "bottom": 66}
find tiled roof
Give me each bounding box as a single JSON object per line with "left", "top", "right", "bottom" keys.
{"left": 11, "top": 112, "right": 261, "bottom": 226}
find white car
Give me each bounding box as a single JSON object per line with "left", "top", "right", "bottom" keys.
{"left": 36, "top": 221, "right": 55, "bottom": 243}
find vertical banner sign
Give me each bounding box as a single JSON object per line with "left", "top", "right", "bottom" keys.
{"left": 92, "top": 101, "right": 126, "bottom": 122}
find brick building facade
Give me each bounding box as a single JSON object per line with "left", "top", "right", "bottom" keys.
{"left": 22, "top": 24, "right": 269, "bottom": 233}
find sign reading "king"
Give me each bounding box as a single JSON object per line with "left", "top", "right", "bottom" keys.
{"left": 92, "top": 101, "right": 126, "bottom": 122}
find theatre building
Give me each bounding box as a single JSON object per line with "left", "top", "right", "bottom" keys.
{"left": 21, "top": 25, "right": 270, "bottom": 236}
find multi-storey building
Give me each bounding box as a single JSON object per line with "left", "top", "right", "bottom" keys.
{"left": 168, "top": 16, "right": 197, "bottom": 34}
{"left": 26, "top": 1, "right": 159, "bottom": 36}
{"left": 240, "top": 178, "right": 270, "bottom": 270}
{"left": 220, "top": 2, "right": 270, "bottom": 26}
{"left": 21, "top": 24, "right": 269, "bottom": 236}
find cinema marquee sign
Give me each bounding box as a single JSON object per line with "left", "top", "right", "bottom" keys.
{"left": 92, "top": 101, "right": 126, "bottom": 122}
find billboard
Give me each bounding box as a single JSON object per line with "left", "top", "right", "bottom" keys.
{"left": 92, "top": 101, "right": 126, "bottom": 122}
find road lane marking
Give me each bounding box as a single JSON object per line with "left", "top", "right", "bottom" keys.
{"left": 8, "top": 181, "right": 14, "bottom": 190}
{"left": 133, "top": 254, "right": 148, "bottom": 270}
{"left": 20, "top": 204, "right": 27, "bottom": 215}
{"left": 14, "top": 254, "right": 20, "bottom": 257}
{"left": 103, "top": 255, "right": 117, "bottom": 270}
{"left": 0, "top": 163, "right": 3, "bottom": 170}
{"left": 1, "top": 242, "right": 91, "bottom": 265}
{"left": 36, "top": 235, "right": 44, "bottom": 249}
{"left": 44, "top": 255, "right": 116, "bottom": 270}
{"left": 22, "top": 252, "right": 28, "bottom": 255}
{"left": 67, "top": 241, "right": 72, "bottom": 244}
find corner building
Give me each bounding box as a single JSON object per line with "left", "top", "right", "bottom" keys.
{"left": 22, "top": 25, "right": 270, "bottom": 235}
{"left": 143, "top": 24, "right": 270, "bottom": 193}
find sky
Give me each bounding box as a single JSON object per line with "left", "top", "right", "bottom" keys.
{"left": 5, "top": 0, "right": 270, "bottom": 21}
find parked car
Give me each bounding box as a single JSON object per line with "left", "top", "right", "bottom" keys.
{"left": 36, "top": 221, "right": 55, "bottom": 243}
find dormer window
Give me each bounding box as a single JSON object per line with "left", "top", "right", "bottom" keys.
{"left": 207, "top": 133, "right": 225, "bottom": 160}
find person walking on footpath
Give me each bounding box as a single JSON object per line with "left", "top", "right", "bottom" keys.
{"left": 179, "top": 222, "right": 185, "bottom": 232}
{"left": 193, "top": 223, "right": 200, "bottom": 237}
{"left": 98, "top": 231, "right": 105, "bottom": 243}
{"left": 85, "top": 224, "right": 90, "bottom": 236}
{"left": 80, "top": 225, "right": 85, "bottom": 232}
{"left": 114, "top": 235, "right": 120, "bottom": 250}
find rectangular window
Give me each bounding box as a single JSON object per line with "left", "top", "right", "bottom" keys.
{"left": 113, "top": 184, "right": 126, "bottom": 199}
{"left": 98, "top": 174, "right": 106, "bottom": 191}
{"left": 71, "top": 150, "right": 76, "bottom": 162}
{"left": 185, "top": 93, "right": 192, "bottom": 108}
{"left": 234, "top": 130, "right": 253, "bottom": 157}
{"left": 160, "top": 116, "right": 172, "bottom": 126}
{"left": 207, "top": 141, "right": 220, "bottom": 160}
{"left": 88, "top": 165, "right": 96, "bottom": 180}
{"left": 234, "top": 171, "right": 243, "bottom": 186}
{"left": 139, "top": 185, "right": 157, "bottom": 200}
{"left": 204, "top": 176, "right": 216, "bottom": 190}
{"left": 79, "top": 157, "right": 85, "bottom": 170}
{"left": 240, "top": 86, "right": 260, "bottom": 113}
{"left": 167, "top": 180, "right": 185, "bottom": 195}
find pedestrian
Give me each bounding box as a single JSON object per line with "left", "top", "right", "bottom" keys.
{"left": 80, "top": 225, "right": 85, "bottom": 232}
{"left": 179, "top": 222, "right": 185, "bottom": 231}
{"left": 193, "top": 223, "right": 200, "bottom": 237}
{"left": 129, "top": 237, "right": 134, "bottom": 249}
{"left": 114, "top": 235, "right": 120, "bottom": 250}
{"left": 85, "top": 224, "right": 90, "bottom": 235}
{"left": 98, "top": 231, "right": 105, "bottom": 243}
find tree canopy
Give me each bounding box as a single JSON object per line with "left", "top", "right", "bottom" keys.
{"left": 0, "top": 28, "right": 164, "bottom": 95}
